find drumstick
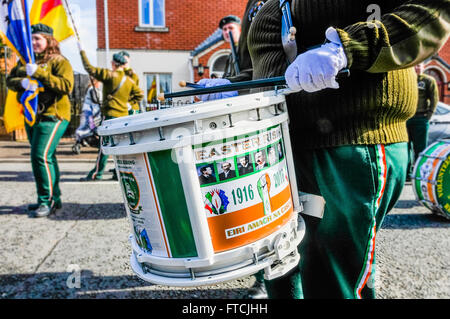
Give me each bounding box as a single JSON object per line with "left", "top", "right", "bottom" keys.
{"left": 158, "top": 69, "right": 350, "bottom": 101}
{"left": 179, "top": 81, "right": 203, "bottom": 89}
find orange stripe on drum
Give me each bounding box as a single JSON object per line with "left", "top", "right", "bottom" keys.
{"left": 207, "top": 185, "right": 294, "bottom": 252}
{"left": 426, "top": 148, "right": 449, "bottom": 204}
{"left": 143, "top": 153, "right": 171, "bottom": 257}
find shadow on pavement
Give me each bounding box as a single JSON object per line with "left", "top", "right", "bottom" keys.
{"left": 0, "top": 203, "right": 126, "bottom": 220}
{"left": 0, "top": 271, "right": 249, "bottom": 299}
{"left": 382, "top": 212, "right": 450, "bottom": 229}
{"left": 0, "top": 170, "right": 115, "bottom": 182}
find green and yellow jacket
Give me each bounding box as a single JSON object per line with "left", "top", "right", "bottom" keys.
{"left": 248, "top": 0, "right": 450, "bottom": 150}
{"left": 7, "top": 54, "right": 74, "bottom": 122}
{"left": 125, "top": 68, "right": 141, "bottom": 112}
{"left": 80, "top": 50, "right": 143, "bottom": 118}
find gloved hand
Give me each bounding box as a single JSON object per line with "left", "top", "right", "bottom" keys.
{"left": 26, "top": 63, "right": 38, "bottom": 77}
{"left": 285, "top": 27, "right": 347, "bottom": 93}
{"left": 196, "top": 78, "right": 238, "bottom": 101}
{"left": 21, "top": 78, "right": 38, "bottom": 91}
{"left": 77, "top": 41, "right": 84, "bottom": 51}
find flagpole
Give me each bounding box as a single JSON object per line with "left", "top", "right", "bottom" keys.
{"left": 62, "top": 0, "right": 99, "bottom": 101}
{"left": 61, "top": 0, "right": 81, "bottom": 41}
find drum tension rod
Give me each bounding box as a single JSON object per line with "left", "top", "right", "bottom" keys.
{"left": 158, "top": 127, "right": 165, "bottom": 141}
{"left": 110, "top": 136, "right": 116, "bottom": 147}
{"left": 128, "top": 133, "right": 136, "bottom": 145}
{"left": 190, "top": 268, "right": 196, "bottom": 280}
{"left": 228, "top": 114, "right": 234, "bottom": 127}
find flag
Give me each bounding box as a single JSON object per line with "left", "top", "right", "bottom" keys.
{"left": 30, "top": 0, "right": 74, "bottom": 42}
{"left": 147, "top": 77, "right": 157, "bottom": 103}
{"left": 0, "top": 0, "right": 41, "bottom": 132}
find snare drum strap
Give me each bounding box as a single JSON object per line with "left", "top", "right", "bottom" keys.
{"left": 299, "top": 192, "right": 326, "bottom": 219}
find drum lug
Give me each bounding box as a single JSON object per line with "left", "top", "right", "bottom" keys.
{"left": 158, "top": 127, "right": 165, "bottom": 141}
{"left": 128, "top": 132, "right": 136, "bottom": 145}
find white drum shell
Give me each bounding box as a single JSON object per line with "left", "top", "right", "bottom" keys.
{"left": 98, "top": 91, "right": 305, "bottom": 286}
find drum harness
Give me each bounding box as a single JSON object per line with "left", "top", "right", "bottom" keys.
{"left": 280, "top": 0, "right": 326, "bottom": 219}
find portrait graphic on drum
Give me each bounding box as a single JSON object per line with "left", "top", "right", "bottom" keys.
{"left": 197, "top": 164, "right": 217, "bottom": 186}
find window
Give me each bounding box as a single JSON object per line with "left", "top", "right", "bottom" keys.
{"left": 140, "top": 0, "right": 165, "bottom": 27}
{"left": 146, "top": 73, "right": 171, "bottom": 109}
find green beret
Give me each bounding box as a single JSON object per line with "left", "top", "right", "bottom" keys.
{"left": 219, "top": 15, "right": 241, "bottom": 29}
{"left": 118, "top": 50, "right": 130, "bottom": 58}
{"left": 112, "top": 52, "right": 127, "bottom": 65}
{"left": 31, "top": 23, "right": 54, "bottom": 36}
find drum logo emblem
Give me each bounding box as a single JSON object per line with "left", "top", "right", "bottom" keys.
{"left": 120, "top": 172, "right": 142, "bottom": 213}
{"left": 205, "top": 189, "right": 229, "bottom": 215}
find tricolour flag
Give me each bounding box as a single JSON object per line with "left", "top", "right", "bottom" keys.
{"left": 0, "top": 0, "right": 40, "bottom": 132}
{"left": 30, "top": 0, "right": 74, "bottom": 42}
{"left": 147, "top": 77, "right": 157, "bottom": 103}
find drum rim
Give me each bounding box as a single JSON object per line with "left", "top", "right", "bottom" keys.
{"left": 412, "top": 139, "right": 450, "bottom": 216}
{"left": 97, "top": 90, "right": 286, "bottom": 136}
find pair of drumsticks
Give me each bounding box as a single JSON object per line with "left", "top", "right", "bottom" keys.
{"left": 157, "top": 70, "right": 350, "bottom": 101}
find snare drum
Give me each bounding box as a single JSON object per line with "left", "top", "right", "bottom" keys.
{"left": 97, "top": 90, "right": 305, "bottom": 286}
{"left": 412, "top": 139, "right": 450, "bottom": 220}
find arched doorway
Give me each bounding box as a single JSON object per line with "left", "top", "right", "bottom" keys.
{"left": 209, "top": 50, "right": 231, "bottom": 78}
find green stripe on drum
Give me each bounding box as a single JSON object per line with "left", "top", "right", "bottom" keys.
{"left": 147, "top": 150, "right": 198, "bottom": 258}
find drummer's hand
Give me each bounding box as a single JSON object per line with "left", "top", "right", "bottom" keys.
{"left": 285, "top": 27, "right": 347, "bottom": 93}
{"left": 26, "top": 63, "right": 38, "bottom": 77}
{"left": 21, "top": 78, "right": 38, "bottom": 91}
{"left": 196, "top": 78, "right": 238, "bottom": 101}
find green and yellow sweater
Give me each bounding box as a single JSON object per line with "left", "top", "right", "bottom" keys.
{"left": 7, "top": 54, "right": 74, "bottom": 122}
{"left": 248, "top": 0, "right": 450, "bottom": 150}
{"left": 224, "top": 0, "right": 265, "bottom": 83}
{"left": 80, "top": 50, "right": 143, "bottom": 118}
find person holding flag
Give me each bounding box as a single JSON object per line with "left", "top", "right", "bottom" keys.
{"left": 117, "top": 50, "right": 142, "bottom": 115}
{"left": 78, "top": 44, "right": 143, "bottom": 181}
{"left": 6, "top": 22, "right": 74, "bottom": 217}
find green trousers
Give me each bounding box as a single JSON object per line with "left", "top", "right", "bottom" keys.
{"left": 406, "top": 117, "right": 430, "bottom": 160}
{"left": 25, "top": 118, "right": 69, "bottom": 206}
{"left": 86, "top": 116, "right": 115, "bottom": 180}
{"left": 265, "top": 143, "right": 408, "bottom": 299}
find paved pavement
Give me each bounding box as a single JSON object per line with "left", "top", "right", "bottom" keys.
{"left": 0, "top": 140, "right": 449, "bottom": 299}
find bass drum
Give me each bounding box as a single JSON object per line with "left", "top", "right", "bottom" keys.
{"left": 412, "top": 139, "right": 450, "bottom": 220}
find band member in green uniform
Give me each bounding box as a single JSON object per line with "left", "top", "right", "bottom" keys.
{"left": 117, "top": 50, "right": 142, "bottom": 115}
{"left": 7, "top": 23, "right": 74, "bottom": 217}
{"left": 407, "top": 63, "right": 439, "bottom": 162}
{"left": 78, "top": 43, "right": 143, "bottom": 181}
{"left": 247, "top": 0, "right": 450, "bottom": 299}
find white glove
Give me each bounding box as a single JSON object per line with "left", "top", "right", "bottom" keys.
{"left": 196, "top": 78, "right": 238, "bottom": 101}
{"left": 21, "top": 78, "right": 38, "bottom": 91}
{"left": 26, "top": 63, "right": 38, "bottom": 77}
{"left": 285, "top": 27, "right": 347, "bottom": 93}
{"left": 77, "top": 41, "right": 84, "bottom": 51}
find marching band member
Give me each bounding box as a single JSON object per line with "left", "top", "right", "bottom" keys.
{"left": 7, "top": 23, "right": 74, "bottom": 218}
{"left": 78, "top": 44, "right": 143, "bottom": 181}
{"left": 247, "top": 0, "right": 450, "bottom": 299}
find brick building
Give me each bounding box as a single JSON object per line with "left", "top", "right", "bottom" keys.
{"left": 96, "top": 0, "right": 247, "bottom": 106}
{"left": 424, "top": 40, "right": 450, "bottom": 104}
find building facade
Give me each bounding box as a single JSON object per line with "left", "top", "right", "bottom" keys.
{"left": 425, "top": 40, "right": 450, "bottom": 104}
{"left": 96, "top": 0, "right": 247, "bottom": 107}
